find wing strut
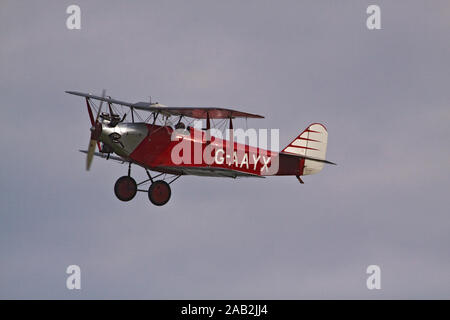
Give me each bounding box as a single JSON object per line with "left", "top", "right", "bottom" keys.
{"left": 152, "top": 112, "right": 159, "bottom": 125}
{"left": 85, "top": 98, "right": 95, "bottom": 126}
{"left": 206, "top": 112, "right": 211, "bottom": 130}
{"left": 206, "top": 112, "right": 211, "bottom": 143}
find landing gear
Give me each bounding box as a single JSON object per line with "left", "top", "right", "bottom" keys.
{"left": 114, "top": 164, "right": 179, "bottom": 205}
{"left": 148, "top": 180, "right": 171, "bottom": 206}
{"left": 114, "top": 176, "right": 137, "bottom": 201}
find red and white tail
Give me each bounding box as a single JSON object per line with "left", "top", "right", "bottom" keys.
{"left": 282, "top": 123, "right": 328, "bottom": 175}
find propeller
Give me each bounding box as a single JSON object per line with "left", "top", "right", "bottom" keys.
{"left": 86, "top": 89, "right": 106, "bottom": 171}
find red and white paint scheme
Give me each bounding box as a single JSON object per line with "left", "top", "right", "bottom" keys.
{"left": 282, "top": 123, "right": 328, "bottom": 175}
{"left": 67, "top": 90, "right": 336, "bottom": 206}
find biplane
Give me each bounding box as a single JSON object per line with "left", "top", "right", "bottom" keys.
{"left": 67, "top": 90, "right": 335, "bottom": 206}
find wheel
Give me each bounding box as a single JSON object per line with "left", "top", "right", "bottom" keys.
{"left": 148, "top": 180, "right": 171, "bottom": 206}
{"left": 114, "top": 176, "right": 137, "bottom": 201}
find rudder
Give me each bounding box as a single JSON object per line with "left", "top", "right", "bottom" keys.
{"left": 282, "top": 123, "right": 328, "bottom": 175}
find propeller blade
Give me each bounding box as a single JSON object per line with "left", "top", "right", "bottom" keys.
{"left": 86, "top": 98, "right": 96, "bottom": 127}
{"left": 86, "top": 90, "right": 106, "bottom": 171}
{"left": 86, "top": 138, "right": 97, "bottom": 171}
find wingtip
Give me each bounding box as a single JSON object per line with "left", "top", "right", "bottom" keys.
{"left": 66, "top": 90, "right": 83, "bottom": 96}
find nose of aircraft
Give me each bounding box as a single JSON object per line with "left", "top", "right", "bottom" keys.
{"left": 100, "top": 123, "right": 148, "bottom": 156}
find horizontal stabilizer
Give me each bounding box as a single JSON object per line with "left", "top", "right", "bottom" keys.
{"left": 280, "top": 152, "right": 336, "bottom": 165}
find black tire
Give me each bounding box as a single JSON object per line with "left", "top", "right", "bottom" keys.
{"left": 148, "top": 180, "right": 171, "bottom": 206}
{"left": 114, "top": 176, "right": 137, "bottom": 201}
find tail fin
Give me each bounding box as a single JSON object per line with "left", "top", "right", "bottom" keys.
{"left": 282, "top": 123, "right": 328, "bottom": 175}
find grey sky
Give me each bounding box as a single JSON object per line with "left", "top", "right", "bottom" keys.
{"left": 0, "top": 0, "right": 449, "bottom": 298}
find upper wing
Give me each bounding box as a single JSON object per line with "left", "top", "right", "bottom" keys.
{"left": 132, "top": 103, "right": 264, "bottom": 119}
{"left": 66, "top": 91, "right": 264, "bottom": 119}
{"left": 67, "top": 91, "right": 136, "bottom": 107}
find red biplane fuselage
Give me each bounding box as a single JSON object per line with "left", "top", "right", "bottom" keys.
{"left": 118, "top": 123, "right": 304, "bottom": 178}
{"left": 67, "top": 90, "right": 335, "bottom": 206}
